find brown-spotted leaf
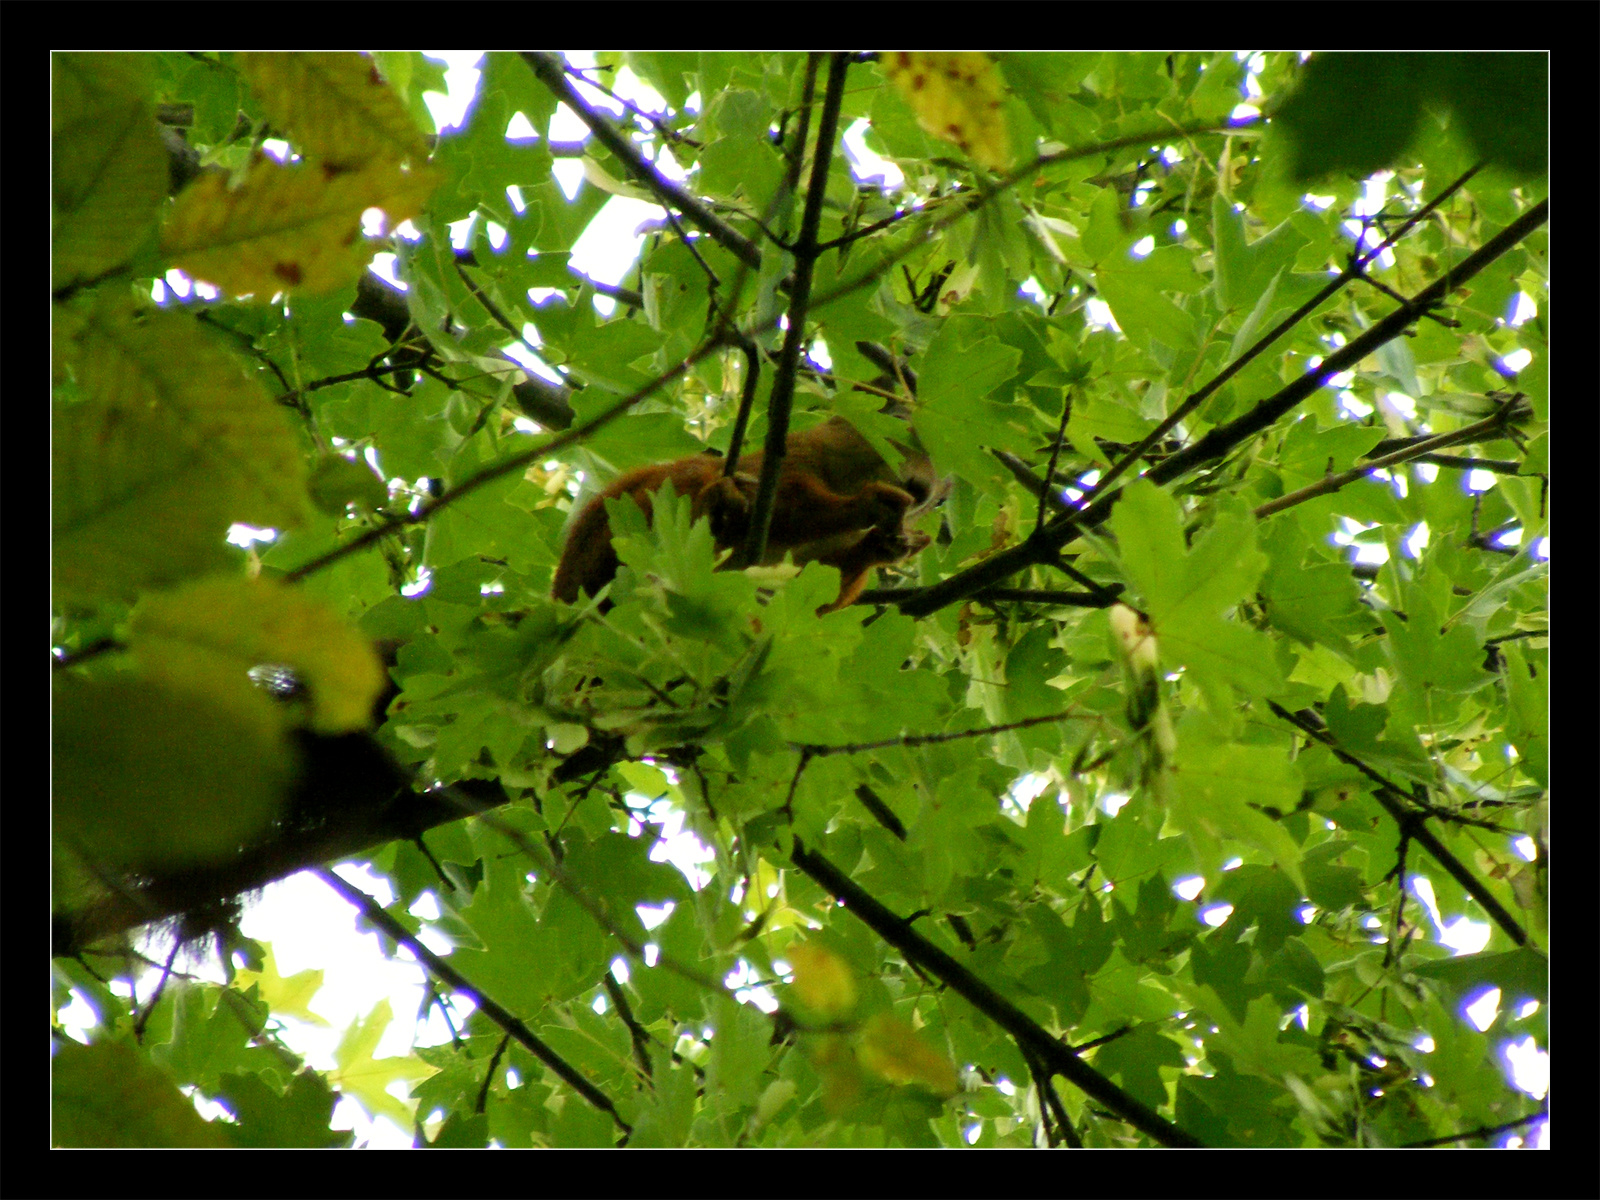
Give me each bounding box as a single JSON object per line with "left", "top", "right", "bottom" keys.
{"left": 163, "top": 156, "right": 438, "bottom": 298}
{"left": 883, "top": 52, "right": 1012, "bottom": 172}
{"left": 237, "top": 51, "right": 432, "bottom": 170}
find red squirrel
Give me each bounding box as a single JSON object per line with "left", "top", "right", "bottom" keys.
{"left": 551, "top": 416, "right": 939, "bottom": 614}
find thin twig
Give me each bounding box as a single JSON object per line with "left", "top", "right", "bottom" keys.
{"left": 1036, "top": 396, "right": 1074, "bottom": 536}
{"left": 521, "top": 53, "right": 760, "bottom": 270}
{"left": 314, "top": 867, "right": 631, "bottom": 1133}
{"left": 972, "top": 588, "right": 1120, "bottom": 608}
{"left": 1268, "top": 702, "right": 1531, "bottom": 948}
{"left": 807, "top": 123, "right": 1242, "bottom": 315}
{"left": 1395, "top": 1107, "right": 1547, "bottom": 1148}
{"left": 793, "top": 708, "right": 1090, "bottom": 759}
{"left": 720, "top": 333, "right": 763, "bottom": 479}
{"left": 1254, "top": 404, "right": 1525, "bottom": 519}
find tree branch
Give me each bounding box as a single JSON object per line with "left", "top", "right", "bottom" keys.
{"left": 895, "top": 198, "right": 1550, "bottom": 617}
{"left": 792, "top": 708, "right": 1091, "bottom": 758}
{"left": 314, "top": 867, "right": 631, "bottom": 1135}
{"left": 1253, "top": 401, "right": 1528, "bottom": 519}
{"left": 740, "top": 54, "right": 850, "bottom": 569}
{"left": 787, "top": 839, "right": 1204, "bottom": 1147}
{"left": 520, "top": 52, "right": 760, "bottom": 271}
{"left": 1062, "top": 163, "right": 1485, "bottom": 524}
{"left": 1268, "top": 702, "right": 1533, "bottom": 948}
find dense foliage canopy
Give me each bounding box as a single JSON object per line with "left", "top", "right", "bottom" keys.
{"left": 51, "top": 50, "right": 1548, "bottom": 1149}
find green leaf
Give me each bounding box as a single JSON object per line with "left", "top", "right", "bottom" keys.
{"left": 53, "top": 1040, "right": 234, "bottom": 1148}
{"left": 1169, "top": 721, "right": 1305, "bottom": 894}
{"left": 217, "top": 1068, "right": 351, "bottom": 1148}
{"left": 1409, "top": 947, "right": 1547, "bottom": 1008}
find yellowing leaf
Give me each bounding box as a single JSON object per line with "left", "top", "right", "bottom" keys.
{"left": 787, "top": 942, "right": 858, "bottom": 1020}
{"left": 883, "top": 52, "right": 1012, "bottom": 171}
{"left": 810, "top": 1032, "right": 868, "bottom": 1114}
{"left": 52, "top": 53, "right": 167, "bottom": 291}
{"left": 131, "top": 577, "right": 386, "bottom": 734}
{"left": 233, "top": 946, "right": 330, "bottom": 1027}
{"left": 163, "top": 156, "right": 438, "bottom": 298}
{"left": 53, "top": 294, "right": 309, "bottom": 600}
{"left": 237, "top": 52, "right": 431, "bottom": 170}
{"left": 331, "top": 1000, "right": 438, "bottom": 1128}
{"left": 855, "top": 1012, "right": 959, "bottom": 1097}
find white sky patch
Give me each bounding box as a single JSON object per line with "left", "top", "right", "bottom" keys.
{"left": 1331, "top": 517, "right": 1389, "bottom": 566}
{"left": 1004, "top": 772, "right": 1051, "bottom": 817}
{"left": 226, "top": 524, "right": 278, "bottom": 548}
{"left": 551, "top": 157, "right": 585, "bottom": 201}
{"left": 1498, "top": 347, "right": 1533, "bottom": 375}
{"left": 502, "top": 327, "right": 567, "bottom": 386}
{"left": 227, "top": 865, "right": 476, "bottom": 1149}
{"left": 1402, "top": 521, "right": 1430, "bottom": 559}
{"left": 639, "top": 798, "right": 716, "bottom": 891}
{"left": 637, "top": 900, "right": 676, "bottom": 931}
{"left": 421, "top": 52, "right": 484, "bottom": 131}
{"left": 1084, "top": 297, "right": 1121, "bottom": 333}
{"left": 566, "top": 195, "right": 666, "bottom": 316}
{"left": 1336, "top": 391, "right": 1371, "bottom": 420}
{"left": 1171, "top": 876, "right": 1205, "bottom": 902}
{"left": 1464, "top": 987, "right": 1500, "bottom": 1032}
{"left": 1502, "top": 1037, "right": 1549, "bottom": 1100}
{"left": 843, "top": 118, "right": 904, "bottom": 190}
{"left": 1407, "top": 875, "right": 1491, "bottom": 955}
{"left": 402, "top": 565, "right": 432, "bottom": 597}
{"left": 368, "top": 252, "right": 406, "bottom": 290}
{"left": 1198, "top": 903, "right": 1233, "bottom": 928}
{"left": 1507, "top": 291, "right": 1538, "bottom": 327}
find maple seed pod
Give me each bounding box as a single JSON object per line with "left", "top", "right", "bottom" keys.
{"left": 1109, "top": 602, "right": 1161, "bottom": 673}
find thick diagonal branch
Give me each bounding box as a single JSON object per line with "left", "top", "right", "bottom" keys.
{"left": 788, "top": 839, "right": 1204, "bottom": 1147}
{"left": 315, "top": 867, "right": 630, "bottom": 1133}
{"left": 897, "top": 199, "right": 1550, "bottom": 617}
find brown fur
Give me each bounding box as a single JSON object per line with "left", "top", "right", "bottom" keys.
{"left": 551, "top": 417, "right": 938, "bottom": 614}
